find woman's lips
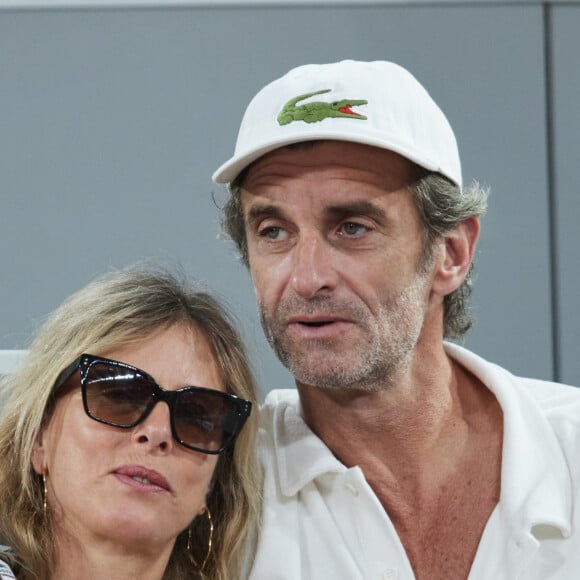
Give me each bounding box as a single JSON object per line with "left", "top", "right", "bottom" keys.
{"left": 113, "top": 465, "right": 171, "bottom": 493}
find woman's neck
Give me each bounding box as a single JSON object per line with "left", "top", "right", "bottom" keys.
{"left": 52, "top": 532, "right": 175, "bottom": 580}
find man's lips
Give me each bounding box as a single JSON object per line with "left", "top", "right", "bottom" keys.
{"left": 287, "top": 314, "right": 351, "bottom": 326}
{"left": 286, "top": 315, "right": 355, "bottom": 336}
{"left": 113, "top": 465, "right": 172, "bottom": 493}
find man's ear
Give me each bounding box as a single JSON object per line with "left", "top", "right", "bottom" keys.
{"left": 432, "top": 216, "right": 480, "bottom": 297}
{"left": 31, "top": 431, "right": 47, "bottom": 475}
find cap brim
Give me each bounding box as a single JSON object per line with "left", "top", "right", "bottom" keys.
{"left": 212, "top": 130, "right": 447, "bottom": 185}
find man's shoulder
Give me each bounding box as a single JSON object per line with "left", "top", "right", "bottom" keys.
{"left": 447, "top": 342, "right": 580, "bottom": 446}
{"left": 448, "top": 340, "right": 580, "bottom": 399}
{"left": 447, "top": 342, "right": 579, "bottom": 392}
{"left": 516, "top": 374, "right": 580, "bottom": 408}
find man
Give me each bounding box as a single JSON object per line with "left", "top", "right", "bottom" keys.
{"left": 212, "top": 60, "right": 580, "bottom": 579}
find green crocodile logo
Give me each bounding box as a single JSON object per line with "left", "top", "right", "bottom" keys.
{"left": 277, "top": 89, "right": 368, "bottom": 126}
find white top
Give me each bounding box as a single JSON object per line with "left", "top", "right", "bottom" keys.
{"left": 0, "top": 559, "right": 15, "bottom": 580}
{"left": 248, "top": 343, "right": 580, "bottom": 580}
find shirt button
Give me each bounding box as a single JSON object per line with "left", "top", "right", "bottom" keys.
{"left": 383, "top": 569, "right": 398, "bottom": 580}
{"left": 344, "top": 483, "right": 359, "bottom": 496}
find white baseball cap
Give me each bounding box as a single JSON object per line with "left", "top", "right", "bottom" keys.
{"left": 212, "top": 59, "right": 462, "bottom": 188}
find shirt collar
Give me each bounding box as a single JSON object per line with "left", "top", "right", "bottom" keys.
{"left": 263, "top": 389, "right": 347, "bottom": 497}
{"left": 263, "top": 345, "right": 575, "bottom": 537}
{"left": 445, "top": 342, "right": 574, "bottom": 538}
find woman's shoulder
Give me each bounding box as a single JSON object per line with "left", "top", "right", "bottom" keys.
{"left": 0, "top": 552, "right": 15, "bottom": 579}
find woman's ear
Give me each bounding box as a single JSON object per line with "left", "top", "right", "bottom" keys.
{"left": 432, "top": 216, "right": 480, "bottom": 297}
{"left": 31, "top": 432, "right": 47, "bottom": 475}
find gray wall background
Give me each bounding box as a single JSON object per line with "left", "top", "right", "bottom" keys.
{"left": 1, "top": 1, "right": 578, "bottom": 395}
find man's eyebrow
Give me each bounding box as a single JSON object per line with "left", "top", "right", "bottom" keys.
{"left": 245, "top": 203, "right": 286, "bottom": 225}
{"left": 324, "top": 201, "right": 387, "bottom": 222}
{"left": 244, "top": 200, "right": 387, "bottom": 224}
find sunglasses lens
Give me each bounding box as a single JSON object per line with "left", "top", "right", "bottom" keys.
{"left": 174, "top": 391, "right": 239, "bottom": 452}
{"left": 85, "top": 363, "right": 152, "bottom": 427}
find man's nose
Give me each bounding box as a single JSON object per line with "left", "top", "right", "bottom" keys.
{"left": 289, "top": 235, "right": 338, "bottom": 299}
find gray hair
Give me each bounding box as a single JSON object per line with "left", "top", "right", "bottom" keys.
{"left": 0, "top": 264, "right": 260, "bottom": 580}
{"left": 411, "top": 172, "right": 488, "bottom": 338}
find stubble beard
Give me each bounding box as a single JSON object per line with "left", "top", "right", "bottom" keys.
{"left": 259, "top": 274, "right": 430, "bottom": 392}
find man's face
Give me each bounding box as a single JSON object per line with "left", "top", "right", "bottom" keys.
{"left": 241, "top": 141, "right": 438, "bottom": 391}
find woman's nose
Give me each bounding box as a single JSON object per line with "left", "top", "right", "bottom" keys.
{"left": 132, "top": 402, "right": 173, "bottom": 453}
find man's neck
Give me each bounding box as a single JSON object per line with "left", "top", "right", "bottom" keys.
{"left": 296, "top": 342, "right": 503, "bottom": 580}
{"left": 297, "top": 341, "right": 502, "bottom": 498}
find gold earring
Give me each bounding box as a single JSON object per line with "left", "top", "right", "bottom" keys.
{"left": 42, "top": 473, "right": 47, "bottom": 515}
{"left": 189, "top": 507, "right": 214, "bottom": 571}
{"left": 200, "top": 507, "right": 213, "bottom": 571}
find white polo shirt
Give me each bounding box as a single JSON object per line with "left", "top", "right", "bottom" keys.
{"left": 248, "top": 344, "right": 580, "bottom": 579}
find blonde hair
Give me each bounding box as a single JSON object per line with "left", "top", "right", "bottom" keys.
{"left": 0, "top": 265, "right": 260, "bottom": 580}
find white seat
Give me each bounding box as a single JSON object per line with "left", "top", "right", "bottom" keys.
{"left": 0, "top": 350, "right": 27, "bottom": 374}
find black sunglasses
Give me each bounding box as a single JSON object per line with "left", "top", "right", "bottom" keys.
{"left": 53, "top": 353, "right": 252, "bottom": 455}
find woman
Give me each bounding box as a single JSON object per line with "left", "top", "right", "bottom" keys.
{"left": 0, "top": 266, "right": 260, "bottom": 580}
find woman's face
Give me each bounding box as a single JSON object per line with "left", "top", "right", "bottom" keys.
{"left": 32, "top": 323, "right": 223, "bottom": 554}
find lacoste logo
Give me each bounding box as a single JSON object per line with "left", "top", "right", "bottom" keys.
{"left": 277, "top": 89, "right": 368, "bottom": 125}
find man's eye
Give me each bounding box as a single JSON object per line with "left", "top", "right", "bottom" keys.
{"left": 259, "top": 226, "right": 287, "bottom": 240}
{"left": 340, "top": 222, "right": 369, "bottom": 236}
